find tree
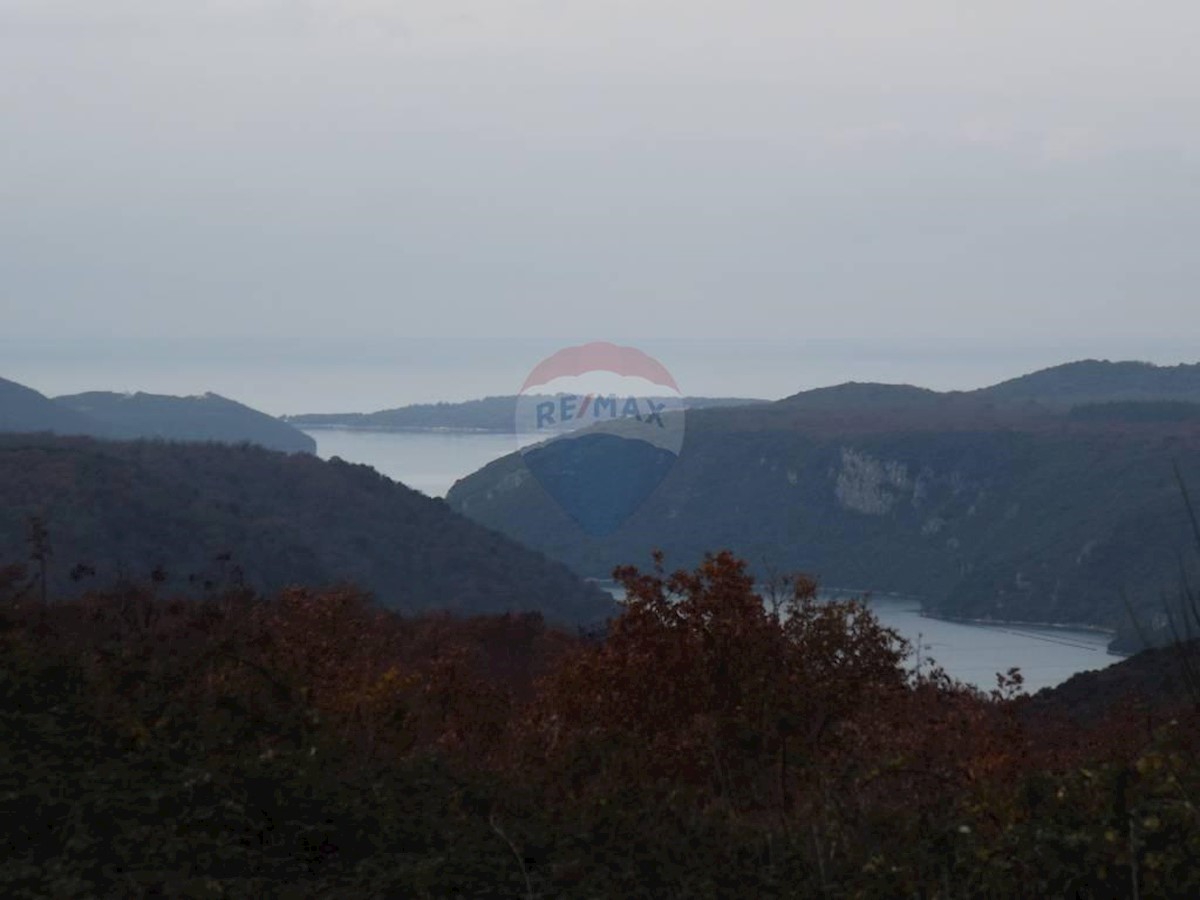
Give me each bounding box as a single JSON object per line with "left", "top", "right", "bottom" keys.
{"left": 523, "top": 551, "right": 909, "bottom": 814}
{"left": 25, "top": 515, "right": 50, "bottom": 606}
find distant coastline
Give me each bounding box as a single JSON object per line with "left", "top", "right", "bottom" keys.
{"left": 815, "top": 583, "right": 1121, "bottom": 645}
{"left": 915, "top": 609, "right": 1125, "bottom": 658}
{"left": 298, "top": 423, "right": 509, "bottom": 435}
{"left": 283, "top": 395, "right": 767, "bottom": 435}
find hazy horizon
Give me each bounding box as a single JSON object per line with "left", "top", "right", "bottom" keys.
{"left": 4, "top": 2, "right": 1200, "bottom": 410}
{"left": 4, "top": 336, "right": 1199, "bottom": 416}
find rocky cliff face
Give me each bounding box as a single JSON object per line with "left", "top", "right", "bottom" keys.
{"left": 832, "top": 447, "right": 914, "bottom": 515}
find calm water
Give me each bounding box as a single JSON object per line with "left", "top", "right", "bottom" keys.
{"left": 309, "top": 428, "right": 1118, "bottom": 693}
{"left": 817, "top": 596, "right": 1113, "bottom": 694}
{"left": 305, "top": 427, "right": 516, "bottom": 498}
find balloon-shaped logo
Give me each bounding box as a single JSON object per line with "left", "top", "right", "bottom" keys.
{"left": 515, "top": 342, "right": 686, "bottom": 535}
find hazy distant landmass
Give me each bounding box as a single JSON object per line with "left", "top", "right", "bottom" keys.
{"left": 0, "top": 375, "right": 315, "bottom": 454}
{"left": 0, "top": 434, "right": 612, "bottom": 624}
{"left": 284, "top": 394, "right": 767, "bottom": 432}
{"left": 56, "top": 390, "right": 316, "bottom": 454}
{"left": 447, "top": 360, "right": 1200, "bottom": 650}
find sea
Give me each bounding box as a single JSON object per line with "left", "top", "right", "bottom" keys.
{"left": 304, "top": 426, "right": 1118, "bottom": 694}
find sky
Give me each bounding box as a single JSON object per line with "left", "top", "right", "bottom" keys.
{"left": 2, "top": 1, "right": 1199, "bottom": 412}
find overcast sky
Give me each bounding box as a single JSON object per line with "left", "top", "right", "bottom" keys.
{"left": 2, "top": 2, "right": 1199, "bottom": 409}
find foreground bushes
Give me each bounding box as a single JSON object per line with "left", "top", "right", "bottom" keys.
{"left": 1, "top": 553, "right": 1197, "bottom": 897}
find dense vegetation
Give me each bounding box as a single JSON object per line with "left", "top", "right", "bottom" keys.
{"left": 0, "top": 376, "right": 314, "bottom": 453}
{"left": 0, "top": 435, "right": 611, "bottom": 623}
{"left": 1068, "top": 401, "right": 1200, "bottom": 424}
{"left": 1, "top": 551, "right": 1197, "bottom": 896}
{"left": 284, "top": 395, "right": 766, "bottom": 432}
{"left": 449, "top": 363, "right": 1200, "bottom": 650}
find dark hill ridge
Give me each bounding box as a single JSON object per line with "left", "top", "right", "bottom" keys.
{"left": 774, "top": 359, "right": 1200, "bottom": 418}
{"left": 978, "top": 359, "right": 1200, "bottom": 408}
{"left": 56, "top": 390, "right": 316, "bottom": 454}
{"left": 0, "top": 434, "right": 613, "bottom": 624}
{"left": 779, "top": 381, "right": 947, "bottom": 409}
{"left": 761, "top": 381, "right": 1018, "bottom": 434}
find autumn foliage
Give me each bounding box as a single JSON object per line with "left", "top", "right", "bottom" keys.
{"left": 1, "top": 552, "right": 1198, "bottom": 896}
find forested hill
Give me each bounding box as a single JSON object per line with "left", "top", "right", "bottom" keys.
{"left": 773, "top": 360, "right": 1200, "bottom": 414}
{"left": 0, "top": 375, "right": 314, "bottom": 453}
{"left": 0, "top": 376, "right": 108, "bottom": 436}
{"left": 56, "top": 391, "right": 315, "bottom": 454}
{"left": 448, "top": 364, "right": 1200, "bottom": 650}
{"left": 285, "top": 395, "right": 767, "bottom": 432}
{"left": 0, "top": 435, "right": 613, "bottom": 623}
{"left": 976, "top": 359, "right": 1200, "bottom": 408}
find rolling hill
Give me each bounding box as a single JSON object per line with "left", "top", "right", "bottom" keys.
{"left": 56, "top": 391, "right": 315, "bottom": 454}
{"left": 975, "top": 359, "right": 1200, "bottom": 408}
{"left": 0, "top": 434, "right": 613, "bottom": 624}
{"left": 0, "top": 375, "right": 314, "bottom": 453}
{"left": 0, "top": 376, "right": 105, "bottom": 436}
